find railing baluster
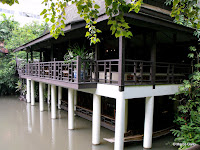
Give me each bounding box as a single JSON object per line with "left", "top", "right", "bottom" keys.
{"left": 167, "top": 64, "right": 170, "bottom": 83}
{"left": 109, "top": 61, "right": 111, "bottom": 83}
{"left": 172, "top": 65, "right": 174, "bottom": 83}
{"left": 140, "top": 62, "right": 143, "bottom": 84}
{"left": 53, "top": 59, "right": 56, "bottom": 79}
{"left": 38, "top": 61, "right": 40, "bottom": 77}
{"left": 104, "top": 62, "right": 106, "bottom": 83}
{"left": 95, "top": 61, "right": 98, "bottom": 82}
{"left": 28, "top": 62, "right": 29, "bottom": 76}
{"left": 134, "top": 62, "right": 137, "bottom": 84}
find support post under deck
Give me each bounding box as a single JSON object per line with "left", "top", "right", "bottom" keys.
{"left": 26, "top": 79, "right": 31, "bottom": 103}
{"left": 143, "top": 96, "right": 154, "bottom": 149}
{"left": 114, "top": 92, "right": 125, "bottom": 150}
{"left": 48, "top": 84, "right": 51, "bottom": 104}
{"left": 92, "top": 94, "right": 101, "bottom": 145}
{"left": 51, "top": 85, "right": 57, "bottom": 119}
{"left": 68, "top": 88, "right": 74, "bottom": 129}
{"left": 31, "top": 80, "right": 35, "bottom": 106}
{"left": 39, "top": 82, "right": 44, "bottom": 111}
{"left": 58, "top": 86, "right": 62, "bottom": 109}
{"left": 124, "top": 99, "right": 128, "bottom": 133}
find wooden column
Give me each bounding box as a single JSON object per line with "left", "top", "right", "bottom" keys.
{"left": 26, "top": 52, "right": 29, "bottom": 63}
{"left": 30, "top": 50, "right": 33, "bottom": 62}
{"left": 40, "top": 51, "right": 42, "bottom": 62}
{"left": 95, "top": 44, "right": 99, "bottom": 82}
{"left": 95, "top": 44, "right": 100, "bottom": 60}
{"left": 51, "top": 44, "right": 54, "bottom": 61}
{"left": 118, "top": 36, "right": 125, "bottom": 92}
{"left": 151, "top": 32, "right": 156, "bottom": 89}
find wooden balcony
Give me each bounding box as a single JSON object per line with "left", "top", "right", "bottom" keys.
{"left": 17, "top": 57, "right": 191, "bottom": 89}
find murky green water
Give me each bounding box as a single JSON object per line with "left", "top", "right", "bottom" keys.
{"left": 0, "top": 96, "right": 177, "bottom": 150}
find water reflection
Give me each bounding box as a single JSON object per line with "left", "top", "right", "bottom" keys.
{"left": 40, "top": 112, "right": 44, "bottom": 135}
{"left": 31, "top": 106, "right": 35, "bottom": 128}
{"left": 51, "top": 119, "right": 56, "bottom": 146}
{"left": 26, "top": 103, "right": 32, "bottom": 133}
{"left": 0, "top": 96, "right": 177, "bottom": 150}
{"left": 68, "top": 130, "right": 74, "bottom": 150}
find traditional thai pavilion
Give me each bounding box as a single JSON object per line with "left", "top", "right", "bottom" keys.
{"left": 14, "top": 0, "right": 197, "bottom": 150}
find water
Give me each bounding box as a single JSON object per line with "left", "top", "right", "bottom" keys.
{"left": 0, "top": 96, "right": 177, "bottom": 150}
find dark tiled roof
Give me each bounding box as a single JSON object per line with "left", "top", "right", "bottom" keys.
{"left": 63, "top": 0, "right": 106, "bottom": 25}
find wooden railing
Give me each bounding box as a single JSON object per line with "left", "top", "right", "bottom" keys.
{"left": 17, "top": 58, "right": 191, "bottom": 86}
{"left": 18, "top": 56, "right": 96, "bottom": 84}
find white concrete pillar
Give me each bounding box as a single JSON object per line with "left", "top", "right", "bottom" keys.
{"left": 74, "top": 90, "right": 77, "bottom": 111}
{"left": 48, "top": 84, "right": 51, "bottom": 104}
{"left": 31, "top": 80, "right": 35, "bottom": 106}
{"left": 124, "top": 99, "right": 128, "bottom": 133}
{"left": 26, "top": 79, "right": 31, "bottom": 103}
{"left": 51, "top": 85, "right": 57, "bottom": 119}
{"left": 114, "top": 92, "right": 125, "bottom": 150}
{"left": 92, "top": 94, "right": 101, "bottom": 145}
{"left": 39, "top": 82, "right": 44, "bottom": 112}
{"left": 58, "top": 86, "right": 62, "bottom": 109}
{"left": 68, "top": 88, "right": 74, "bottom": 130}
{"left": 143, "top": 96, "right": 154, "bottom": 149}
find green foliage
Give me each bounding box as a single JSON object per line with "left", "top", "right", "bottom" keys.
{"left": 0, "top": 0, "right": 19, "bottom": 6}
{"left": 5, "top": 21, "right": 49, "bottom": 50}
{"left": 41, "top": 0, "right": 143, "bottom": 44}
{"left": 15, "top": 80, "right": 26, "bottom": 95}
{"left": 0, "top": 13, "right": 19, "bottom": 41}
{"left": 0, "top": 14, "right": 48, "bottom": 95}
{"left": 166, "top": 0, "right": 200, "bottom": 37}
{"left": 64, "top": 44, "right": 93, "bottom": 63}
{"left": 0, "top": 53, "right": 18, "bottom": 95}
{"left": 171, "top": 46, "right": 200, "bottom": 149}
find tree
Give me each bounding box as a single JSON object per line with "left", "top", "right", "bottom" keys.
{"left": 40, "top": 0, "right": 142, "bottom": 44}
{"left": 0, "top": 13, "right": 18, "bottom": 41}
{"left": 5, "top": 21, "right": 49, "bottom": 50}
{"left": 166, "top": 0, "right": 200, "bottom": 37}
{"left": 0, "top": 0, "right": 18, "bottom": 6}
{"left": 171, "top": 46, "right": 200, "bottom": 150}
{"left": 0, "top": 14, "right": 48, "bottom": 95}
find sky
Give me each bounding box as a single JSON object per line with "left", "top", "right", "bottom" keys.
{"left": 0, "top": 0, "right": 45, "bottom": 25}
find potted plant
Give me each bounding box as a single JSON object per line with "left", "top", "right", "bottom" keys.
{"left": 63, "top": 44, "right": 94, "bottom": 79}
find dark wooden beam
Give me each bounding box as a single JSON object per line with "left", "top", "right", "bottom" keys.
{"left": 40, "top": 51, "right": 42, "bottom": 62}
{"left": 30, "top": 50, "right": 33, "bottom": 62}
{"left": 151, "top": 32, "right": 157, "bottom": 89}
{"left": 26, "top": 52, "right": 29, "bottom": 63}
{"left": 95, "top": 44, "right": 100, "bottom": 61}
{"left": 118, "top": 36, "right": 125, "bottom": 91}
{"left": 51, "top": 44, "right": 54, "bottom": 61}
